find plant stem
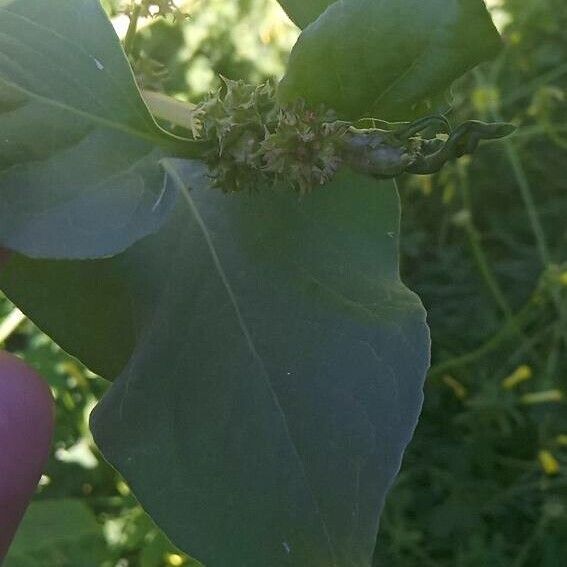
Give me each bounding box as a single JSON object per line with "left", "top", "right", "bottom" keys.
{"left": 512, "top": 515, "right": 549, "bottom": 567}
{"left": 474, "top": 69, "right": 567, "bottom": 348}
{"left": 457, "top": 162, "right": 513, "bottom": 320}
{"left": 511, "top": 123, "right": 567, "bottom": 141}
{"left": 502, "top": 141, "right": 550, "bottom": 264}
{"left": 142, "top": 90, "right": 198, "bottom": 132}
{"left": 502, "top": 61, "right": 567, "bottom": 108}
{"left": 428, "top": 293, "right": 540, "bottom": 380}
{"left": 501, "top": 132, "right": 567, "bottom": 347}
{"left": 124, "top": 1, "right": 143, "bottom": 56}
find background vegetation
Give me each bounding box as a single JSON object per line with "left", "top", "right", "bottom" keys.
{"left": 2, "top": 0, "right": 566, "bottom": 564}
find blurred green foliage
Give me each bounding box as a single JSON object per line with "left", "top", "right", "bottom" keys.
{"left": 1, "top": 0, "right": 566, "bottom": 564}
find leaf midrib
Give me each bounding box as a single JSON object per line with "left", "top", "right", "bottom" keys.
{"left": 162, "top": 160, "right": 340, "bottom": 566}
{"left": 0, "top": 77, "right": 164, "bottom": 146}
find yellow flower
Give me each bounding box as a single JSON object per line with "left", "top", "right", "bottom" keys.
{"left": 442, "top": 375, "right": 468, "bottom": 400}
{"left": 472, "top": 86, "right": 500, "bottom": 114}
{"left": 502, "top": 365, "right": 533, "bottom": 390}
{"left": 166, "top": 554, "right": 186, "bottom": 566}
{"left": 116, "top": 480, "right": 130, "bottom": 496}
{"left": 538, "top": 450, "right": 560, "bottom": 476}
{"left": 521, "top": 389, "right": 563, "bottom": 405}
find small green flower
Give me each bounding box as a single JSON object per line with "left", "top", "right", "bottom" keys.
{"left": 194, "top": 79, "right": 345, "bottom": 193}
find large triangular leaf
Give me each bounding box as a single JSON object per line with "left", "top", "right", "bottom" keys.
{"left": 1, "top": 162, "right": 429, "bottom": 565}
{"left": 278, "top": 0, "right": 502, "bottom": 120}
{"left": 0, "top": 0, "right": 200, "bottom": 259}
{"left": 92, "top": 162, "right": 429, "bottom": 566}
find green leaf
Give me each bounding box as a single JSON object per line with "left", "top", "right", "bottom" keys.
{"left": 2, "top": 160, "right": 430, "bottom": 565}
{"left": 278, "top": 0, "right": 502, "bottom": 120}
{"left": 4, "top": 499, "right": 106, "bottom": 566}
{"left": 0, "top": 0, "right": 199, "bottom": 259}
{"left": 0, "top": 254, "right": 135, "bottom": 378}
{"left": 277, "top": 0, "right": 336, "bottom": 28}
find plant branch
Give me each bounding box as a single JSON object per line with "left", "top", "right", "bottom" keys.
{"left": 474, "top": 69, "right": 567, "bottom": 348}
{"left": 428, "top": 292, "right": 541, "bottom": 380}
{"left": 124, "top": 2, "right": 143, "bottom": 56}
{"left": 456, "top": 162, "right": 513, "bottom": 320}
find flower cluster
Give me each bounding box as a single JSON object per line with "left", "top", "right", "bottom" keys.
{"left": 190, "top": 78, "right": 516, "bottom": 193}
{"left": 193, "top": 78, "right": 348, "bottom": 193}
